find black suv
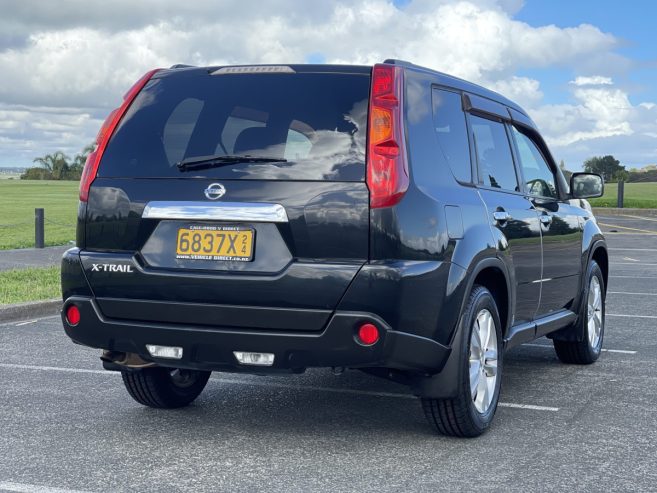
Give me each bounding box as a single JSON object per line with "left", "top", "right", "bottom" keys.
{"left": 61, "top": 60, "right": 607, "bottom": 437}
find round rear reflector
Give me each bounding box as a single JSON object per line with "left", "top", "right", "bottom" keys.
{"left": 357, "top": 323, "right": 379, "bottom": 346}
{"left": 66, "top": 305, "right": 81, "bottom": 326}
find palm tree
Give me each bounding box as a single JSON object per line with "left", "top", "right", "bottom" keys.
{"left": 33, "top": 151, "right": 70, "bottom": 180}
{"left": 72, "top": 143, "right": 95, "bottom": 170}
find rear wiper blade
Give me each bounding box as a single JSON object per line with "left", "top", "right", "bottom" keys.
{"left": 177, "top": 154, "right": 287, "bottom": 171}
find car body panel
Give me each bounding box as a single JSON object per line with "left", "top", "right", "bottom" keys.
{"left": 61, "top": 61, "right": 606, "bottom": 389}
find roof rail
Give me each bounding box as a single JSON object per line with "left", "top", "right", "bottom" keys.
{"left": 169, "top": 64, "right": 195, "bottom": 69}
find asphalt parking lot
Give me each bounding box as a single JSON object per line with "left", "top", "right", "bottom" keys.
{"left": 1, "top": 214, "right": 656, "bottom": 492}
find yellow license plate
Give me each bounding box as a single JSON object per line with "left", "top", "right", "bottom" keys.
{"left": 175, "top": 226, "right": 254, "bottom": 261}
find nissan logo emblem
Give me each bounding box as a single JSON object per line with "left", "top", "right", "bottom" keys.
{"left": 204, "top": 183, "right": 226, "bottom": 200}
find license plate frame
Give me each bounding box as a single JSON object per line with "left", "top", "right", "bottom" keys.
{"left": 175, "top": 225, "right": 255, "bottom": 262}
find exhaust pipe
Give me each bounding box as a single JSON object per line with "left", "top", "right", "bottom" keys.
{"left": 101, "top": 350, "right": 157, "bottom": 371}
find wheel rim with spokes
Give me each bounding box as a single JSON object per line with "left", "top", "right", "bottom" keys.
{"left": 469, "top": 309, "right": 498, "bottom": 414}
{"left": 587, "top": 276, "right": 603, "bottom": 348}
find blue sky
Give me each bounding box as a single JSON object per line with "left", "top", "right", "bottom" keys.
{"left": 0, "top": 0, "right": 655, "bottom": 170}
{"left": 517, "top": 0, "right": 657, "bottom": 104}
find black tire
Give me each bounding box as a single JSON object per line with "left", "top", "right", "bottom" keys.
{"left": 121, "top": 367, "right": 211, "bottom": 409}
{"left": 421, "top": 285, "right": 503, "bottom": 437}
{"left": 553, "top": 260, "right": 605, "bottom": 365}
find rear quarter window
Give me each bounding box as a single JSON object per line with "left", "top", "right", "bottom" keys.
{"left": 431, "top": 88, "right": 471, "bottom": 182}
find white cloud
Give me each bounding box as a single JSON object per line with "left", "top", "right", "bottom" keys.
{"left": 0, "top": 0, "right": 653, "bottom": 169}
{"left": 490, "top": 76, "right": 544, "bottom": 108}
{"left": 0, "top": 0, "right": 620, "bottom": 108}
{"left": 528, "top": 76, "right": 657, "bottom": 168}
{"left": 571, "top": 75, "right": 614, "bottom": 86}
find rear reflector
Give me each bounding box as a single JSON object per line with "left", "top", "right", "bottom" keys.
{"left": 65, "top": 305, "right": 81, "bottom": 326}
{"left": 79, "top": 68, "right": 161, "bottom": 202}
{"left": 366, "top": 64, "right": 409, "bottom": 209}
{"left": 146, "top": 344, "right": 183, "bottom": 360}
{"left": 233, "top": 351, "right": 275, "bottom": 366}
{"left": 357, "top": 323, "right": 380, "bottom": 346}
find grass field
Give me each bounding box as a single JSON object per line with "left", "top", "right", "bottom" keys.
{"left": 0, "top": 266, "right": 60, "bottom": 304}
{"left": 0, "top": 178, "right": 655, "bottom": 251}
{"left": 588, "top": 182, "right": 657, "bottom": 208}
{"left": 0, "top": 180, "right": 79, "bottom": 249}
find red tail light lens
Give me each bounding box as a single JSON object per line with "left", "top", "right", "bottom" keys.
{"left": 357, "top": 323, "right": 380, "bottom": 346}
{"left": 65, "top": 305, "right": 81, "bottom": 326}
{"left": 79, "top": 69, "right": 161, "bottom": 202}
{"left": 367, "top": 64, "right": 409, "bottom": 209}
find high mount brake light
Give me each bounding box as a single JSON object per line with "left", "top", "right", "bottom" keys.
{"left": 79, "top": 69, "right": 161, "bottom": 202}
{"left": 366, "top": 64, "right": 409, "bottom": 209}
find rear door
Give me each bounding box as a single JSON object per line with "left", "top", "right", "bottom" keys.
{"left": 469, "top": 113, "right": 542, "bottom": 326}
{"left": 82, "top": 67, "right": 371, "bottom": 331}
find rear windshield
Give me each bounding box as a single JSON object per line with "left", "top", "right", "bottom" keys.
{"left": 99, "top": 71, "right": 370, "bottom": 181}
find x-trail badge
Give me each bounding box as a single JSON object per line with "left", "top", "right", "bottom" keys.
{"left": 204, "top": 183, "right": 226, "bottom": 200}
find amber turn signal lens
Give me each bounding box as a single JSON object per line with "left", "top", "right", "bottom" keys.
{"left": 370, "top": 107, "right": 393, "bottom": 144}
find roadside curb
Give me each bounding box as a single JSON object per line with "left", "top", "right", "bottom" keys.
{"left": 0, "top": 299, "right": 61, "bottom": 323}
{"left": 593, "top": 207, "right": 657, "bottom": 217}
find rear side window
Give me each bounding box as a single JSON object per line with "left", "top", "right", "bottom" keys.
{"left": 101, "top": 72, "right": 370, "bottom": 181}
{"left": 471, "top": 116, "right": 519, "bottom": 192}
{"left": 511, "top": 126, "right": 558, "bottom": 199}
{"left": 431, "top": 88, "right": 471, "bottom": 182}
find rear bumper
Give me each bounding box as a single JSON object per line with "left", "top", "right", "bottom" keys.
{"left": 62, "top": 296, "right": 450, "bottom": 374}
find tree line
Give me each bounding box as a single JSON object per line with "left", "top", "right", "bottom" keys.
{"left": 20, "top": 144, "right": 94, "bottom": 180}
{"left": 21, "top": 146, "right": 656, "bottom": 183}
{"left": 581, "top": 155, "right": 657, "bottom": 183}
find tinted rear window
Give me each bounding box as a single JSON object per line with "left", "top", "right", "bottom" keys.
{"left": 99, "top": 72, "right": 370, "bottom": 181}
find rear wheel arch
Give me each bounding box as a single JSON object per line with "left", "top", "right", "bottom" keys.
{"left": 467, "top": 260, "right": 511, "bottom": 336}
{"left": 411, "top": 257, "right": 511, "bottom": 401}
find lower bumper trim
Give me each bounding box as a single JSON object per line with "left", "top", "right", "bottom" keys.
{"left": 62, "top": 296, "right": 450, "bottom": 374}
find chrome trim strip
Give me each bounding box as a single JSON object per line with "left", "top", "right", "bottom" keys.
{"left": 142, "top": 201, "right": 289, "bottom": 223}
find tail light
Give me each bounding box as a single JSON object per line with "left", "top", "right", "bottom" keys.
{"left": 366, "top": 64, "right": 409, "bottom": 209}
{"left": 79, "top": 68, "right": 161, "bottom": 202}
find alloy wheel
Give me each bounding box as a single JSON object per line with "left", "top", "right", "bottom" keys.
{"left": 468, "top": 309, "right": 498, "bottom": 413}
{"left": 587, "top": 276, "right": 603, "bottom": 348}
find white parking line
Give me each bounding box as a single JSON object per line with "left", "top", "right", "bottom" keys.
{"left": 608, "top": 291, "right": 657, "bottom": 296}
{"left": 0, "top": 362, "right": 558, "bottom": 412}
{"left": 497, "top": 403, "right": 559, "bottom": 412}
{"left": 611, "top": 262, "right": 657, "bottom": 266}
{"left": 0, "top": 481, "right": 93, "bottom": 493}
{"left": 617, "top": 214, "right": 657, "bottom": 223}
{"left": 608, "top": 248, "right": 657, "bottom": 252}
{"left": 522, "top": 343, "right": 637, "bottom": 355}
{"left": 0, "top": 363, "right": 109, "bottom": 375}
{"left": 607, "top": 313, "right": 657, "bottom": 319}
{"left": 5, "top": 315, "right": 59, "bottom": 326}
{"left": 610, "top": 276, "right": 657, "bottom": 279}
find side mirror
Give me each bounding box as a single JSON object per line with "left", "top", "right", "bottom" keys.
{"left": 570, "top": 172, "right": 604, "bottom": 199}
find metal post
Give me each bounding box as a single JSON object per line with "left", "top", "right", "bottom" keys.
{"left": 617, "top": 181, "right": 625, "bottom": 209}
{"left": 35, "top": 208, "right": 44, "bottom": 248}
